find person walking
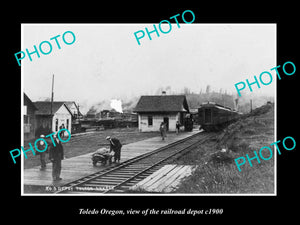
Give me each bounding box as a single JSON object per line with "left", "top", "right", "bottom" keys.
{"left": 176, "top": 121, "right": 180, "bottom": 134}
{"left": 49, "top": 134, "right": 64, "bottom": 181}
{"left": 106, "top": 136, "right": 122, "bottom": 164}
{"left": 36, "top": 134, "right": 48, "bottom": 170}
{"left": 159, "top": 122, "right": 167, "bottom": 140}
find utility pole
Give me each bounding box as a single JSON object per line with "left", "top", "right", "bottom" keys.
{"left": 77, "top": 103, "right": 80, "bottom": 121}
{"left": 50, "top": 74, "right": 54, "bottom": 116}
{"left": 250, "top": 99, "right": 253, "bottom": 113}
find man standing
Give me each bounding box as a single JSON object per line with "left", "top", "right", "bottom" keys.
{"left": 49, "top": 134, "right": 64, "bottom": 181}
{"left": 159, "top": 122, "right": 167, "bottom": 140}
{"left": 36, "top": 134, "right": 48, "bottom": 170}
{"left": 106, "top": 136, "right": 122, "bottom": 164}
{"left": 176, "top": 121, "right": 180, "bottom": 134}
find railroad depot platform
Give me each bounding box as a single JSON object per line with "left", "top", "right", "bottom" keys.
{"left": 23, "top": 130, "right": 200, "bottom": 192}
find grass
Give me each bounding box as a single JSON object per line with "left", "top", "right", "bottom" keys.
{"left": 174, "top": 103, "right": 275, "bottom": 194}
{"left": 176, "top": 159, "right": 274, "bottom": 193}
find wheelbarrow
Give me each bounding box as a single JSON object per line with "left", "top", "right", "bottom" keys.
{"left": 91, "top": 148, "right": 114, "bottom": 166}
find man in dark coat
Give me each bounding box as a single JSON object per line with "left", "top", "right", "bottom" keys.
{"left": 36, "top": 134, "right": 48, "bottom": 171}
{"left": 159, "top": 122, "right": 167, "bottom": 140}
{"left": 106, "top": 136, "right": 122, "bottom": 164}
{"left": 176, "top": 121, "right": 180, "bottom": 134}
{"left": 49, "top": 134, "right": 64, "bottom": 181}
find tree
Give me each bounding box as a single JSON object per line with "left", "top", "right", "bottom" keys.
{"left": 183, "top": 87, "right": 191, "bottom": 95}
{"left": 206, "top": 85, "right": 211, "bottom": 94}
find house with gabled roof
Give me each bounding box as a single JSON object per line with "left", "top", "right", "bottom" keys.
{"left": 63, "top": 101, "right": 83, "bottom": 119}
{"left": 134, "top": 93, "right": 190, "bottom": 132}
{"left": 24, "top": 93, "right": 38, "bottom": 140}
{"left": 34, "top": 101, "right": 73, "bottom": 136}
{"left": 63, "top": 101, "right": 83, "bottom": 133}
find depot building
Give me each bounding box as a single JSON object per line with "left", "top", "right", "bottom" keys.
{"left": 134, "top": 92, "right": 190, "bottom": 132}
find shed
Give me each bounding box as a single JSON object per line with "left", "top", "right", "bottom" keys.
{"left": 34, "top": 101, "right": 73, "bottom": 136}
{"left": 134, "top": 95, "right": 189, "bottom": 132}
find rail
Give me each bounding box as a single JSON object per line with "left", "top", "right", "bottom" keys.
{"left": 55, "top": 131, "right": 214, "bottom": 194}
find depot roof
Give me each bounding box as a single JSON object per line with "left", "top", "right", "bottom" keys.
{"left": 134, "top": 95, "right": 189, "bottom": 113}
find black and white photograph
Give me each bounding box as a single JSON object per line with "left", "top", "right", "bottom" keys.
{"left": 4, "top": 4, "right": 298, "bottom": 220}
{"left": 21, "top": 23, "right": 276, "bottom": 195}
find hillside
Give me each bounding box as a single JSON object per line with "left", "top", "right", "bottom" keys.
{"left": 82, "top": 88, "right": 274, "bottom": 115}
{"left": 175, "top": 102, "right": 275, "bottom": 194}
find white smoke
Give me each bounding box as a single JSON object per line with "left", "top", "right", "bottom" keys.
{"left": 110, "top": 99, "right": 123, "bottom": 113}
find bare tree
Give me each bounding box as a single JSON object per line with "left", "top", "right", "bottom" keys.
{"left": 206, "top": 85, "right": 211, "bottom": 94}
{"left": 183, "top": 87, "right": 191, "bottom": 95}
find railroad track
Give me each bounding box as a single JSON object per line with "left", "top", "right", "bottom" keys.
{"left": 55, "top": 132, "right": 214, "bottom": 194}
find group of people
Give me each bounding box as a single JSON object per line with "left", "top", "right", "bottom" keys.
{"left": 36, "top": 131, "right": 123, "bottom": 181}
{"left": 37, "top": 121, "right": 183, "bottom": 181}
{"left": 36, "top": 133, "right": 64, "bottom": 181}
{"left": 159, "top": 121, "right": 181, "bottom": 140}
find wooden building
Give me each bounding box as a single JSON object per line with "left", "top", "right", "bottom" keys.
{"left": 134, "top": 95, "right": 189, "bottom": 132}
{"left": 63, "top": 101, "right": 83, "bottom": 133}
{"left": 34, "top": 101, "right": 72, "bottom": 136}
{"left": 24, "top": 93, "right": 37, "bottom": 140}
{"left": 64, "top": 101, "right": 82, "bottom": 120}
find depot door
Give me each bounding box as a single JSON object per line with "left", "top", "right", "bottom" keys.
{"left": 204, "top": 109, "right": 212, "bottom": 123}
{"left": 163, "top": 117, "right": 169, "bottom": 131}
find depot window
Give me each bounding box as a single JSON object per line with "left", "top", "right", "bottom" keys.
{"left": 148, "top": 116, "right": 153, "bottom": 126}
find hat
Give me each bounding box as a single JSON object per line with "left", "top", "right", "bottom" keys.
{"left": 106, "top": 136, "right": 111, "bottom": 140}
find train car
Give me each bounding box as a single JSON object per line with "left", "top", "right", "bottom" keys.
{"left": 198, "top": 102, "right": 240, "bottom": 131}
{"left": 183, "top": 113, "right": 194, "bottom": 131}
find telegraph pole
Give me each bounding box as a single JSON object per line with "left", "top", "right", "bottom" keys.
{"left": 50, "top": 74, "right": 54, "bottom": 116}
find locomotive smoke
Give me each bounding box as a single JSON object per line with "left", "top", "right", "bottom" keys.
{"left": 110, "top": 99, "right": 123, "bottom": 113}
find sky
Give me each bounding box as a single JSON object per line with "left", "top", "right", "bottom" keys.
{"left": 22, "top": 24, "right": 276, "bottom": 113}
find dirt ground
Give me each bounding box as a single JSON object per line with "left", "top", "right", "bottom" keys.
{"left": 174, "top": 103, "right": 275, "bottom": 194}
{"left": 24, "top": 127, "right": 159, "bottom": 169}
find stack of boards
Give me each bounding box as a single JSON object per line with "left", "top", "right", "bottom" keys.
{"left": 130, "top": 164, "right": 197, "bottom": 193}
